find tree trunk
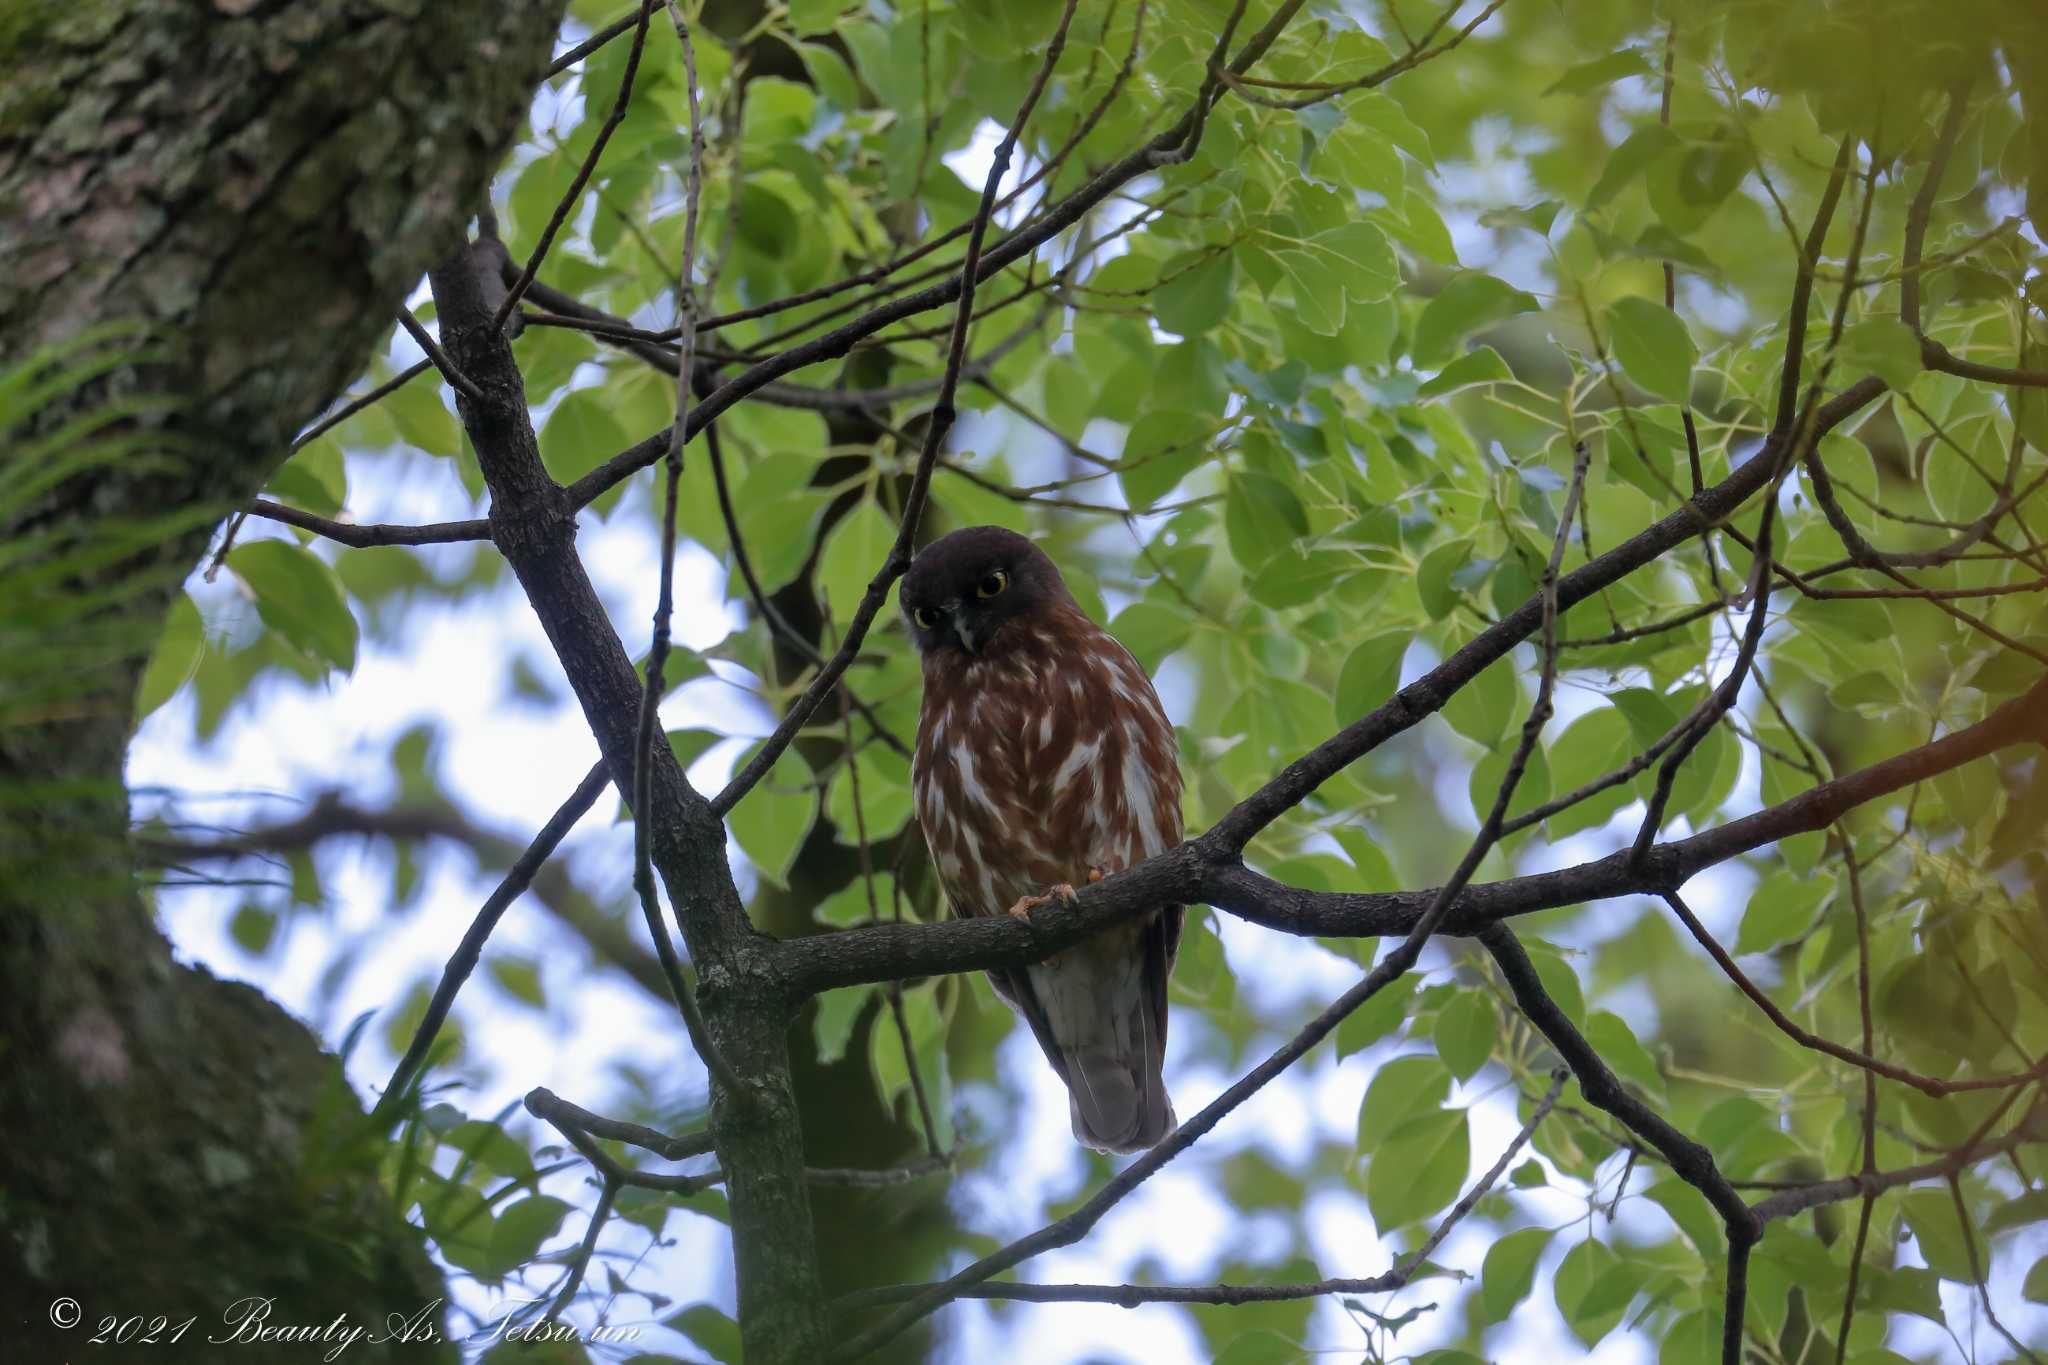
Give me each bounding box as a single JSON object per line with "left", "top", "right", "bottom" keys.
{"left": 0, "top": 0, "right": 568, "bottom": 1356}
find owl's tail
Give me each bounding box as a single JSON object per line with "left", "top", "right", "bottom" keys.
{"left": 1028, "top": 944, "right": 1175, "bottom": 1153}
{"left": 1063, "top": 1007, "right": 1175, "bottom": 1154}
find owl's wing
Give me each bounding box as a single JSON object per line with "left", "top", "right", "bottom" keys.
{"left": 982, "top": 961, "right": 1074, "bottom": 1088}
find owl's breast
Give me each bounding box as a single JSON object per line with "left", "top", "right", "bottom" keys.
{"left": 911, "top": 616, "right": 1181, "bottom": 917}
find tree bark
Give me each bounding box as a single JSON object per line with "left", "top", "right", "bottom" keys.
{"left": 0, "top": 0, "right": 568, "bottom": 1356}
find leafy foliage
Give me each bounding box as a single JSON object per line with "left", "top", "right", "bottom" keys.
{"left": 142, "top": 0, "right": 2048, "bottom": 1361}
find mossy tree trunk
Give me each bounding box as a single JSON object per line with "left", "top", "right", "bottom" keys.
{"left": 0, "top": 0, "right": 568, "bottom": 1356}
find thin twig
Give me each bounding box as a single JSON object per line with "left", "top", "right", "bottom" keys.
{"left": 246, "top": 498, "right": 491, "bottom": 548}
{"left": 396, "top": 307, "right": 484, "bottom": 402}
{"left": 834, "top": 1068, "right": 1566, "bottom": 1315}
{"left": 495, "top": 3, "right": 658, "bottom": 329}
{"left": 372, "top": 761, "right": 611, "bottom": 1122}
{"left": 624, "top": 2, "right": 740, "bottom": 1099}
{"left": 290, "top": 359, "right": 433, "bottom": 453}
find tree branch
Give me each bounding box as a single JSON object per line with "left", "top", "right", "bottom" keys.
{"left": 245, "top": 497, "right": 491, "bottom": 547}
{"left": 777, "top": 670, "right": 2048, "bottom": 996}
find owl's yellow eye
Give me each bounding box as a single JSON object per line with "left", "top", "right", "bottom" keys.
{"left": 913, "top": 607, "right": 941, "bottom": 630}
{"left": 976, "top": 569, "right": 1009, "bottom": 599}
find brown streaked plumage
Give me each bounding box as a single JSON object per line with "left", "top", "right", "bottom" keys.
{"left": 903, "top": 526, "right": 1183, "bottom": 1152}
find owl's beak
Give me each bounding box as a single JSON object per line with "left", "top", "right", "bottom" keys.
{"left": 950, "top": 612, "right": 979, "bottom": 654}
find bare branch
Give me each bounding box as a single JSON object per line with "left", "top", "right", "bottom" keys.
{"left": 245, "top": 498, "right": 490, "bottom": 548}
{"left": 780, "top": 670, "right": 2048, "bottom": 996}
{"left": 396, "top": 307, "right": 484, "bottom": 402}
{"left": 836, "top": 1068, "right": 1566, "bottom": 1315}
{"left": 371, "top": 761, "right": 611, "bottom": 1121}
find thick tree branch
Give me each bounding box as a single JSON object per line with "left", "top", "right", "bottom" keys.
{"left": 779, "top": 670, "right": 2048, "bottom": 995}
{"left": 429, "top": 233, "right": 826, "bottom": 1362}
{"left": 1480, "top": 924, "right": 1758, "bottom": 1364}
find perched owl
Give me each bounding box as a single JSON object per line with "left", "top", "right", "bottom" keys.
{"left": 903, "top": 526, "right": 1183, "bottom": 1152}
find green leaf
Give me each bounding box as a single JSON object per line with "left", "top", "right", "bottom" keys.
{"left": 1212, "top": 1329, "right": 1296, "bottom": 1365}
{"left": 811, "top": 987, "right": 868, "bottom": 1065}
{"left": 538, "top": 388, "right": 631, "bottom": 487}
{"left": 1901, "top": 1188, "right": 1981, "bottom": 1282}
{"left": 1335, "top": 973, "right": 1415, "bottom": 1057}
{"left": 1357, "top": 1054, "right": 1450, "bottom": 1148}
{"left": 1582, "top": 1010, "right": 1662, "bottom": 1097}
{"left": 1434, "top": 991, "right": 1494, "bottom": 1081}
{"left": 1441, "top": 659, "right": 1520, "bottom": 746}
{"left": 1412, "top": 274, "right": 1540, "bottom": 367}
{"left": 1416, "top": 540, "right": 1474, "bottom": 619}
{"left": 227, "top": 540, "right": 358, "bottom": 673}
{"left": 1279, "top": 248, "right": 1347, "bottom": 335}
{"left": 487, "top": 957, "right": 546, "bottom": 1009}
{"left": 727, "top": 742, "right": 816, "bottom": 887}
{"left": 1110, "top": 601, "right": 1191, "bottom": 672}
{"left": 666, "top": 1304, "right": 742, "bottom": 1364}
{"left": 265, "top": 437, "right": 346, "bottom": 515}
{"left": 788, "top": 0, "right": 845, "bottom": 36}
{"left": 1735, "top": 867, "right": 1833, "bottom": 955}
{"left": 1522, "top": 942, "right": 1586, "bottom": 1025}
{"left": 1153, "top": 251, "right": 1236, "bottom": 336}
{"left": 1468, "top": 741, "right": 1550, "bottom": 829}
{"left": 1553, "top": 1236, "right": 1623, "bottom": 1346}
{"left": 1334, "top": 632, "right": 1410, "bottom": 724}
{"left": 485, "top": 1195, "right": 571, "bottom": 1276}
{"left": 1480, "top": 1226, "right": 1553, "bottom": 1321}
{"left": 228, "top": 903, "right": 276, "bottom": 955}
{"left": 1606, "top": 296, "right": 1697, "bottom": 403}
{"left": 1119, "top": 409, "right": 1212, "bottom": 507}
{"left": 2024, "top": 1254, "right": 2048, "bottom": 1305}
{"left": 136, "top": 591, "right": 203, "bottom": 720}
{"left": 1586, "top": 125, "right": 1679, "bottom": 210}
{"left": 386, "top": 378, "right": 459, "bottom": 458}
{"left": 817, "top": 494, "right": 898, "bottom": 618}
{"left": 1365, "top": 1108, "right": 1469, "bottom": 1230}
{"left": 1544, "top": 50, "right": 1654, "bottom": 96}
{"left": 1417, "top": 345, "right": 1514, "bottom": 400}
{"left": 1837, "top": 317, "right": 1924, "bottom": 392}
{"left": 1332, "top": 828, "right": 1399, "bottom": 893}
{"left": 869, "top": 981, "right": 944, "bottom": 1108}
{"left": 1542, "top": 707, "right": 1633, "bottom": 837}
{"left": 1311, "top": 222, "right": 1400, "bottom": 302}
{"left": 445, "top": 1120, "right": 535, "bottom": 1182}
{"left": 1225, "top": 472, "right": 1309, "bottom": 568}
{"left": 1986, "top": 1189, "right": 2048, "bottom": 1235}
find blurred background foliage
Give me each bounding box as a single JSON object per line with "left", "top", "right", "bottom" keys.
{"left": 135, "top": 0, "right": 2048, "bottom": 1359}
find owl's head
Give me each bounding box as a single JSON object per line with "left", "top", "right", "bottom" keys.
{"left": 901, "top": 525, "right": 1072, "bottom": 657}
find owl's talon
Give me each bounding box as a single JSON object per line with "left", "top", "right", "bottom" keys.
{"left": 1007, "top": 883, "right": 1079, "bottom": 919}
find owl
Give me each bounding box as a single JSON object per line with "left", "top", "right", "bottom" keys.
{"left": 902, "top": 526, "right": 1184, "bottom": 1152}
